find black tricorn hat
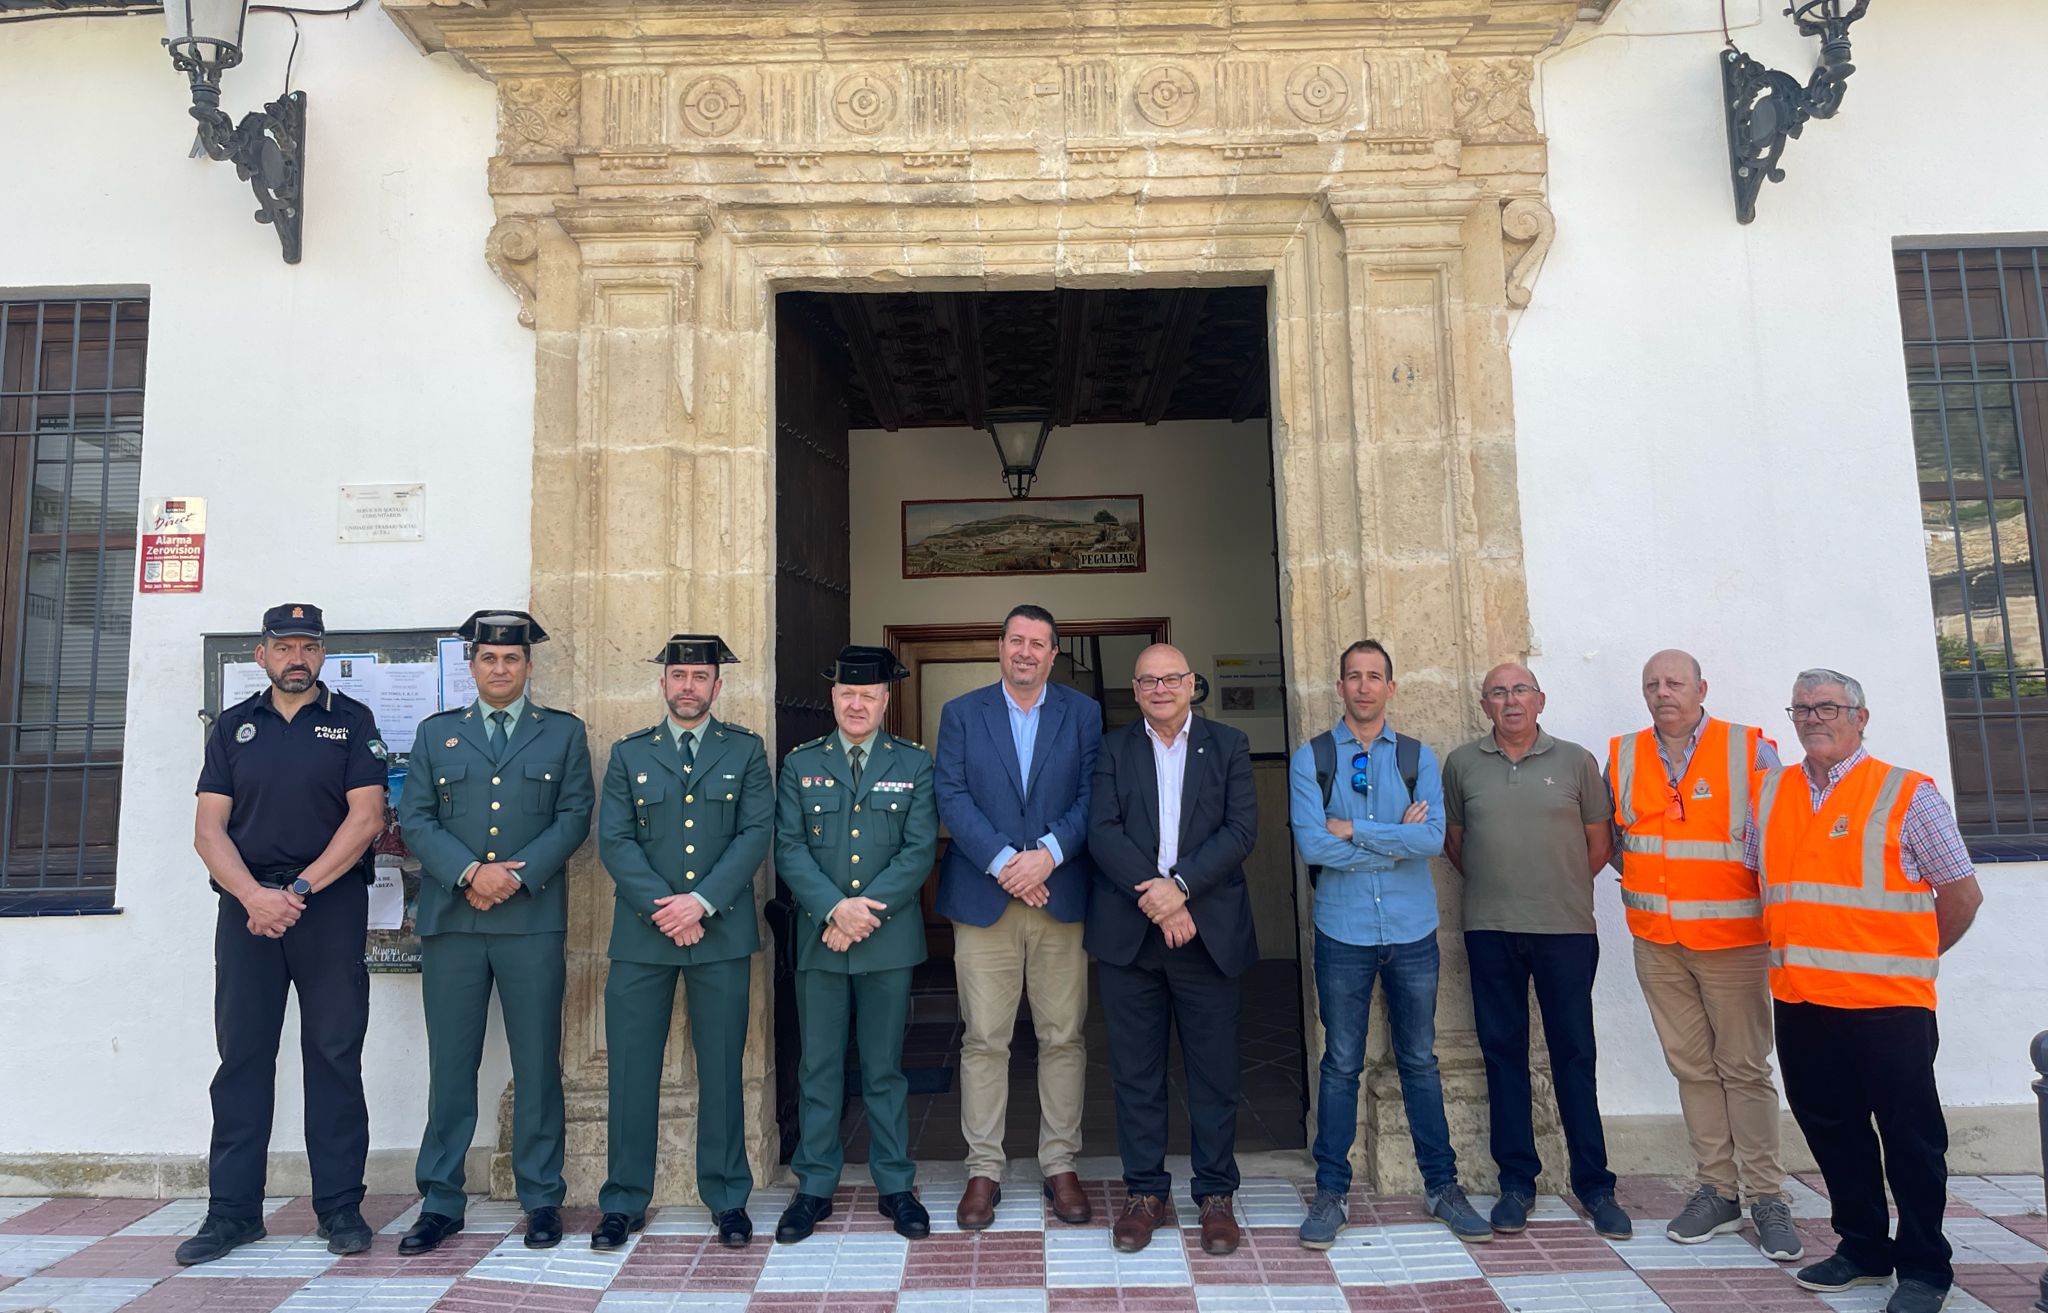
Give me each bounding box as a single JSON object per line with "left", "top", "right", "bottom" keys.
{"left": 826, "top": 644, "right": 908, "bottom": 685}
{"left": 262, "top": 603, "right": 324, "bottom": 638}
{"left": 457, "top": 610, "right": 548, "bottom": 647}
{"left": 651, "top": 634, "right": 740, "bottom": 667}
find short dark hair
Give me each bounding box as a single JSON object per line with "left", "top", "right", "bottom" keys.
{"left": 1338, "top": 639, "right": 1394, "bottom": 681}
{"left": 466, "top": 642, "right": 532, "bottom": 659}
{"left": 1003, "top": 604, "right": 1059, "bottom": 644}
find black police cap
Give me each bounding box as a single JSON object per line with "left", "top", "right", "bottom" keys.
{"left": 262, "top": 603, "right": 324, "bottom": 638}
{"left": 826, "top": 644, "right": 908, "bottom": 685}
{"left": 651, "top": 634, "right": 739, "bottom": 667}
{"left": 457, "top": 609, "right": 549, "bottom": 647}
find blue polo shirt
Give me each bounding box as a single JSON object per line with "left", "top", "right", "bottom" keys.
{"left": 1287, "top": 720, "right": 1447, "bottom": 947}
{"left": 197, "top": 682, "right": 387, "bottom": 877}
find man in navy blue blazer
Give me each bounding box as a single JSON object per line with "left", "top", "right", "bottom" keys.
{"left": 933, "top": 604, "right": 1102, "bottom": 1231}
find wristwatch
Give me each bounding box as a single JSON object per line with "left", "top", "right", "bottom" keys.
{"left": 1170, "top": 872, "right": 1190, "bottom": 897}
{"left": 289, "top": 877, "right": 313, "bottom": 897}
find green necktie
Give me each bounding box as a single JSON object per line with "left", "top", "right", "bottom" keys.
{"left": 488, "top": 709, "right": 510, "bottom": 755}
{"left": 848, "top": 744, "right": 864, "bottom": 790}
{"left": 677, "top": 729, "right": 695, "bottom": 773}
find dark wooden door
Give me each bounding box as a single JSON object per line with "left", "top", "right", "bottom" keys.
{"left": 769, "top": 294, "right": 852, "bottom": 1159}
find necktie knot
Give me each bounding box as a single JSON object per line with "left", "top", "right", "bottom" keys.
{"left": 487, "top": 709, "right": 510, "bottom": 752}
{"left": 849, "top": 745, "right": 865, "bottom": 788}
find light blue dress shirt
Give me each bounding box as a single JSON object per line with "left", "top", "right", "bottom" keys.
{"left": 986, "top": 683, "right": 1066, "bottom": 875}
{"left": 1287, "top": 719, "right": 1447, "bottom": 947}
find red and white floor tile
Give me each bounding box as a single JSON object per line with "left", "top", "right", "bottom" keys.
{"left": 0, "top": 1176, "right": 2039, "bottom": 1313}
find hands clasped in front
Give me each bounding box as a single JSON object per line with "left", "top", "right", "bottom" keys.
{"left": 465, "top": 860, "right": 526, "bottom": 912}
{"left": 1133, "top": 876, "right": 1197, "bottom": 948}
{"left": 823, "top": 894, "right": 888, "bottom": 952}
{"left": 996, "top": 846, "right": 1055, "bottom": 907}
{"left": 242, "top": 885, "right": 305, "bottom": 938}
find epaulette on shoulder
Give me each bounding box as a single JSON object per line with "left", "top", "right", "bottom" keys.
{"left": 420, "top": 706, "right": 463, "bottom": 725}
{"left": 719, "top": 721, "right": 760, "bottom": 738}
{"left": 618, "top": 724, "right": 659, "bottom": 745}
{"left": 795, "top": 733, "right": 831, "bottom": 751}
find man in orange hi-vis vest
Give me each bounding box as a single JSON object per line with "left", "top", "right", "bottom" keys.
{"left": 1606, "top": 650, "right": 1797, "bottom": 1261}
{"left": 1745, "top": 669, "right": 1983, "bottom": 1313}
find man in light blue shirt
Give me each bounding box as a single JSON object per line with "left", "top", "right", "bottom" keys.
{"left": 1287, "top": 639, "right": 1486, "bottom": 1249}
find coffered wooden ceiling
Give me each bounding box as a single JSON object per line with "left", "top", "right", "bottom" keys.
{"left": 785, "top": 286, "right": 1269, "bottom": 432}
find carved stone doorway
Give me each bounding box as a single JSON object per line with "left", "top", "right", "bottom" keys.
{"left": 382, "top": 0, "right": 1573, "bottom": 1201}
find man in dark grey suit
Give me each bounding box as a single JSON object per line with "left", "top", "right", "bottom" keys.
{"left": 1086, "top": 643, "right": 1258, "bottom": 1259}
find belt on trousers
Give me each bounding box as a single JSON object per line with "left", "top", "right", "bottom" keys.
{"left": 248, "top": 865, "right": 309, "bottom": 889}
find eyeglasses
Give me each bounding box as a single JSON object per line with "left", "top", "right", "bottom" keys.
{"left": 1482, "top": 683, "right": 1540, "bottom": 702}
{"left": 1787, "top": 702, "right": 1852, "bottom": 722}
{"left": 1135, "top": 671, "right": 1192, "bottom": 692}
{"left": 1350, "top": 751, "right": 1371, "bottom": 796}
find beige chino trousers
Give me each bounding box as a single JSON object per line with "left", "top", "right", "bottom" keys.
{"left": 1632, "top": 936, "right": 1785, "bottom": 1200}
{"left": 954, "top": 900, "right": 1088, "bottom": 1181}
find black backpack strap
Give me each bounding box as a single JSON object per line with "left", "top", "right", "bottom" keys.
{"left": 1395, "top": 733, "right": 1422, "bottom": 803}
{"left": 1307, "top": 730, "right": 1337, "bottom": 888}
{"left": 1311, "top": 730, "right": 1337, "bottom": 808}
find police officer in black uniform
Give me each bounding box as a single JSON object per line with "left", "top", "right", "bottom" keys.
{"left": 181, "top": 604, "right": 391, "bottom": 1267}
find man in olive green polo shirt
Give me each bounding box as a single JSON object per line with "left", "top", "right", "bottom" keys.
{"left": 1441, "top": 661, "right": 1629, "bottom": 1242}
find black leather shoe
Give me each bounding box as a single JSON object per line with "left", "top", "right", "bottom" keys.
{"left": 398, "top": 1212, "right": 464, "bottom": 1256}
{"left": 775, "top": 1193, "right": 834, "bottom": 1243}
{"left": 523, "top": 1206, "right": 563, "bottom": 1250}
{"left": 878, "top": 1191, "right": 930, "bottom": 1240}
{"left": 174, "top": 1213, "right": 266, "bottom": 1267}
{"left": 716, "top": 1207, "right": 753, "bottom": 1248}
{"left": 589, "top": 1211, "right": 644, "bottom": 1251}
{"left": 317, "top": 1204, "right": 373, "bottom": 1256}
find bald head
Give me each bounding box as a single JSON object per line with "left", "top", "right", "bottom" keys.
{"left": 1478, "top": 660, "right": 1544, "bottom": 741}
{"left": 1641, "top": 649, "right": 1708, "bottom": 739}
{"left": 1133, "top": 643, "right": 1196, "bottom": 732}
{"left": 1482, "top": 661, "right": 1538, "bottom": 693}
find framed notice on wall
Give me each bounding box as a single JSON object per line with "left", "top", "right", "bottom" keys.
{"left": 902, "top": 494, "right": 1146, "bottom": 579}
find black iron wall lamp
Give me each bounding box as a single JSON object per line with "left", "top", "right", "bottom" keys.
{"left": 163, "top": 0, "right": 306, "bottom": 263}
{"left": 1722, "top": 0, "right": 1867, "bottom": 224}
{"left": 986, "top": 409, "right": 1055, "bottom": 499}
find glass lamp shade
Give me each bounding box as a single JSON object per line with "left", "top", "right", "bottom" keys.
{"left": 165, "top": 0, "right": 249, "bottom": 70}
{"left": 987, "top": 411, "right": 1052, "bottom": 497}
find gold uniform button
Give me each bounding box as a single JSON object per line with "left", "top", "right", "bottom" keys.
{"left": 685, "top": 819, "right": 695, "bottom": 828}
{"left": 436, "top": 776, "right": 446, "bottom": 785}
{"left": 814, "top": 804, "right": 822, "bottom": 813}
{"left": 544, "top": 773, "right": 552, "bottom": 781}
{"left": 851, "top": 854, "right": 861, "bottom": 864}
{"left": 853, "top": 804, "right": 862, "bottom": 813}
{"left": 851, "top": 879, "right": 862, "bottom": 889}
{"left": 685, "top": 794, "right": 694, "bottom": 803}
{"left": 851, "top": 829, "right": 860, "bottom": 838}
{"left": 725, "top": 793, "right": 734, "bottom": 801}
{"left": 486, "top": 851, "right": 497, "bottom": 860}
{"left": 636, "top": 798, "right": 645, "bottom": 805}
{"left": 490, "top": 801, "right": 501, "bottom": 811}
{"left": 686, "top": 871, "right": 697, "bottom": 880}
{"left": 686, "top": 844, "right": 696, "bottom": 854}
{"left": 491, "top": 776, "right": 501, "bottom": 786}
{"left": 489, "top": 826, "right": 499, "bottom": 836}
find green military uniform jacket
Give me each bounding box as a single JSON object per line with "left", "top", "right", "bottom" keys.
{"left": 401, "top": 700, "right": 595, "bottom": 936}
{"left": 599, "top": 715, "right": 773, "bottom": 966}
{"left": 774, "top": 730, "right": 937, "bottom": 974}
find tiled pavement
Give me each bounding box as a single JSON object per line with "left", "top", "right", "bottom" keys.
{"left": 0, "top": 1175, "right": 2038, "bottom": 1313}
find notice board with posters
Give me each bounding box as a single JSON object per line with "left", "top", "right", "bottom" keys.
{"left": 200, "top": 628, "right": 458, "bottom": 971}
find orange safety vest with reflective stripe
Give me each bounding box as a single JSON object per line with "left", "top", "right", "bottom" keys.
{"left": 1754, "top": 755, "right": 1939, "bottom": 1010}
{"left": 1607, "top": 718, "right": 1767, "bottom": 950}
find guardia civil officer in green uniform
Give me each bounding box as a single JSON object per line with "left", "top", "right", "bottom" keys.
{"left": 592, "top": 634, "right": 774, "bottom": 1251}
{"left": 773, "top": 645, "right": 940, "bottom": 1244}
{"left": 394, "top": 611, "right": 594, "bottom": 1255}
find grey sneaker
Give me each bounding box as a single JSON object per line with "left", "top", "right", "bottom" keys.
{"left": 1665, "top": 1185, "right": 1742, "bottom": 1243}
{"left": 1426, "top": 1183, "right": 1491, "bottom": 1244}
{"left": 1297, "top": 1188, "right": 1348, "bottom": 1250}
{"left": 1751, "top": 1195, "right": 1804, "bottom": 1261}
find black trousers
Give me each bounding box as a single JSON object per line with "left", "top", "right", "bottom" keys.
{"left": 1775, "top": 999, "right": 1952, "bottom": 1289}
{"left": 1466, "top": 930, "right": 1616, "bottom": 1200}
{"left": 1097, "top": 925, "right": 1241, "bottom": 1200}
{"left": 208, "top": 879, "right": 371, "bottom": 1221}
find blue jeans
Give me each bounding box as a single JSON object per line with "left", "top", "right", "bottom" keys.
{"left": 1465, "top": 930, "right": 1616, "bottom": 1201}
{"left": 1310, "top": 928, "right": 1458, "bottom": 1194}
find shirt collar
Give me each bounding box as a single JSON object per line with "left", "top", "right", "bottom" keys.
{"left": 259, "top": 681, "right": 334, "bottom": 718}
{"left": 1480, "top": 727, "right": 1554, "bottom": 757}
{"left": 1144, "top": 715, "right": 1192, "bottom": 748}
{"left": 478, "top": 693, "right": 528, "bottom": 726}
{"left": 667, "top": 714, "right": 708, "bottom": 745}
{"left": 1335, "top": 719, "right": 1396, "bottom": 750}
{"left": 1002, "top": 682, "right": 1046, "bottom": 715}
{"left": 837, "top": 727, "right": 880, "bottom": 756}
{"left": 1803, "top": 746, "right": 1867, "bottom": 787}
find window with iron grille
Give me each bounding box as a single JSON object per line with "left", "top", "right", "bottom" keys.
{"left": 1895, "top": 247, "right": 2048, "bottom": 842}
{"left": 0, "top": 297, "right": 146, "bottom": 912}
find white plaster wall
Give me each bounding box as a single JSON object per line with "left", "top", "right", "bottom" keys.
{"left": 0, "top": 13, "right": 530, "bottom": 1158}
{"left": 847, "top": 420, "right": 1290, "bottom": 753}
{"left": 1519, "top": 0, "right": 2048, "bottom": 1115}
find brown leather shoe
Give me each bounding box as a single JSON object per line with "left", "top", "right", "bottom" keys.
{"left": 1111, "top": 1194, "right": 1170, "bottom": 1253}
{"left": 957, "top": 1176, "right": 1002, "bottom": 1230}
{"left": 1042, "top": 1172, "right": 1091, "bottom": 1225}
{"left": 1198, "top": 1194, "right": 1240, "bottom": 1256}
